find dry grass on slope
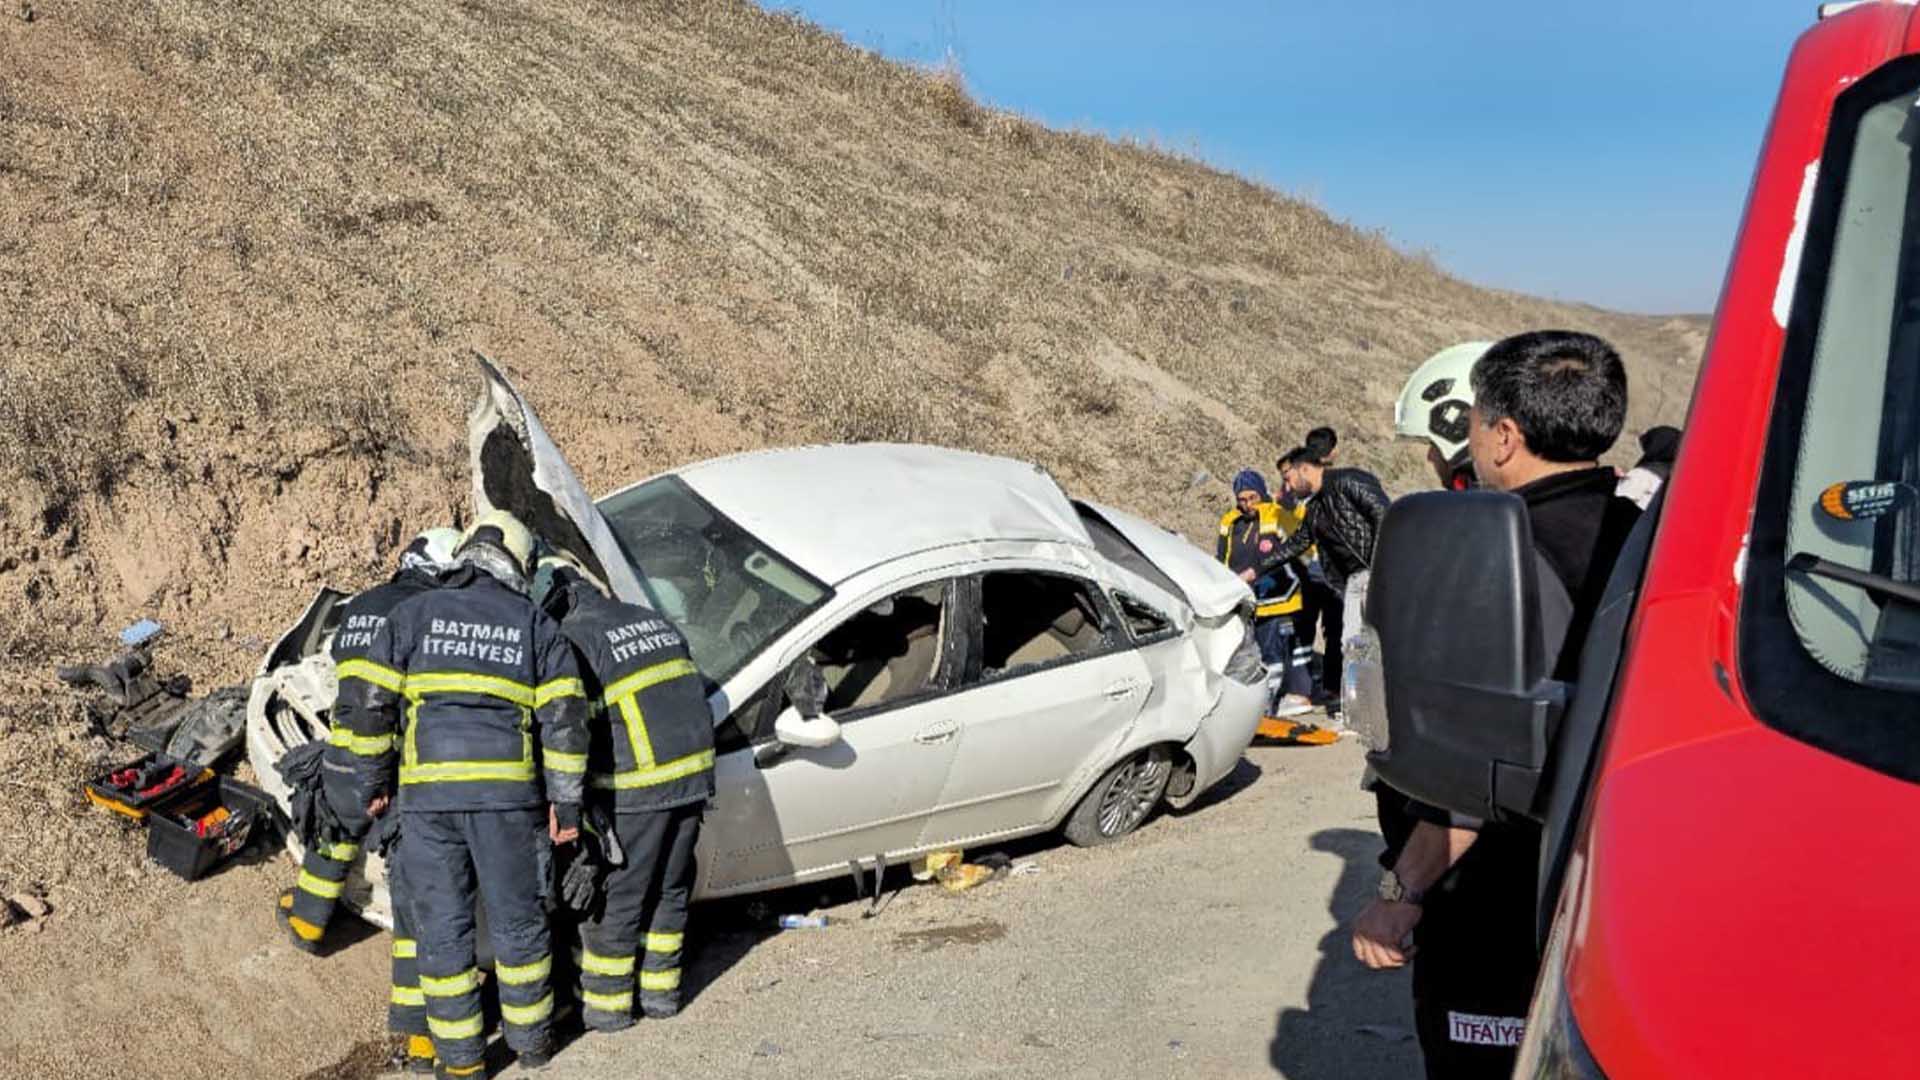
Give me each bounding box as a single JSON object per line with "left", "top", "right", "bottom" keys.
{"left": 0, "top": 0, "right": 1705, "bottom": 901}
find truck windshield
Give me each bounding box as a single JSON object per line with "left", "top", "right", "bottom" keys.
{"left": 598, "top": 476, "right": 830, "bottom": 684}
{"left": 1744, "top": 56, "right": 1920, "bottom": 783}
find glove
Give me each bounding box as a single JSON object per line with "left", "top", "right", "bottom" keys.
{"left": 584, "top": 805, "right": 625, "bottom": 868}
{"left": 561, "top": 852, "right": 603, "bottom": 915}
{"left": 553, "top": 802, "right": 581, "bottom": 832}
{"left": 369, "top": 809, "right": 403, "bottom": 861}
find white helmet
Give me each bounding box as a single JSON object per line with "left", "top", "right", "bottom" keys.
{"left": 459, "top": 510, "right": 535, "bottom": 577}
{"left": 1395, "top": 341, "right": 1491, "bottom": 466}
{"left": 416, "top": 526, "right": 463, "bottom": 567}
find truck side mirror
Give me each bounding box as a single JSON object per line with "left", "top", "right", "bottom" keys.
{"left": 1355, "top": 491, "right": 1571, "bottom": 824}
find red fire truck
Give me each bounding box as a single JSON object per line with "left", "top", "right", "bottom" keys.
{"left": 1358, "top": 2, "right": 1920, "bottom": 1074}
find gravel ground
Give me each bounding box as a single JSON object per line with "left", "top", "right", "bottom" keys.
{"left": 0, "top": 739, "right": 1422, "bottom": 1080}
{"left": 512, "top": 738, "right": 1419, "bottom": 1080}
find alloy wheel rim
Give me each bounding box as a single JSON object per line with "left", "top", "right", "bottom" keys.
{"left": 1097, "top": 755, "right": 1167, "bottom": 836}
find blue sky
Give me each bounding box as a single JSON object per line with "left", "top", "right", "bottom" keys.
{"left": 763, "top": 1, "right": 1822, "bottom": 315}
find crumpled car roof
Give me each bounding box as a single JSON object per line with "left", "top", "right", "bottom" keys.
{"left": 662, "top": 443, "right": 1095, "bottom": 585}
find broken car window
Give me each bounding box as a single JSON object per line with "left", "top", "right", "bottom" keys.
{"left": 1114, "top": 593, "right": 1175, "bottom": 641}
{"left": 979, "top": 572, "right": 1109, "bottom": 677}
{"left": 809, "top": 583, "right": 948, "bottom": 714}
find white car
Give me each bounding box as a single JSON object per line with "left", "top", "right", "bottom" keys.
{"left": 247, "top": 360, "right": 1267, "bottom": 923}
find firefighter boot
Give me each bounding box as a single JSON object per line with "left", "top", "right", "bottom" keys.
{"left": 402, "top": 1036, "right": 435, "bottom": 1075}
{"left": 276, "top": 889, "right": 324, "bottom": 955}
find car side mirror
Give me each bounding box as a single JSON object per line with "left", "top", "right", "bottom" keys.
{"left": 784, "top": 657, "right": 830, "bottom": 720}
{"left": 772, "top": 705, "right": 841, "bottom": 749}
{"left": 1353, "top": 491, "right": 1571, "bottom": 824}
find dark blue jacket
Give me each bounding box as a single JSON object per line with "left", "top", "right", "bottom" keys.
{"left": 544, "top": 574, "right": 716, "bottom": 813}
{"left": 333, "top": 564, "right": 590, "bottom": 817}
{"left": 319, "top": 566, "right": 442, "bottom": 825}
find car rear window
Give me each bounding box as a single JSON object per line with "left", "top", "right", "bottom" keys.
{"left": 1740, "top": 55, "right": 1920, "bottom": 783}
{"left": 1073, "top": 503, "right": 1187, "bottom": 604}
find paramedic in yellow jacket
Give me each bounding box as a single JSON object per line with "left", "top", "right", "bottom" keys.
{"left": 1217, "top": 468, "right": 1315, "bottom": 719}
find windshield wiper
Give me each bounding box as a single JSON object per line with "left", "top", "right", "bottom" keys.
{"left": 1788, "top": 553, "right": 1920, "bottom": 607}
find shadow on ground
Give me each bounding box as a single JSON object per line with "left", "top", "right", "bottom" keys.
{"left": 1270, "top": 827, "right": 1423, "bottom": 1079}
{"left": 1170, "top": 755, "right": 1265, "bottom": 818}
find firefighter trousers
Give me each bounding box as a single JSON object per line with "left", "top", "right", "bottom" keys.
{"left": 287, "top": 827, "right": 363, "bottom": 945}
{"left": 385, "top": 844, "right": 428, "bottom": 1037}
{"left": 578, "top": 804, "right": 702, "bottom": 1029}
{"left": 1409, "top": 831, "right": 1540, "bottom": 1079}
{"left": 399, "top": 808, "right": 556, "bottom": 1067}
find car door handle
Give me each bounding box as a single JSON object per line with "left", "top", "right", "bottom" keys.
{"left": 914, "top": 720, "right": 957, "bottom": 744}
{"left": 1105, "top": 681, "right": 1145, "bottom": 700}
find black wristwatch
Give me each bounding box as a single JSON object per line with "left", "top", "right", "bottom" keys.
{"left": 1378, "top": 870, "right": 1424, "bottom": 905}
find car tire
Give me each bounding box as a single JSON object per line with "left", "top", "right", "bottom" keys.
{"left": 1063, "top": 746, "right": 1174, "bottom": 847}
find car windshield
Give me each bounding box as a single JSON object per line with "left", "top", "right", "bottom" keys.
{"left": 598, "top": 475, "right": 829, "bottom": 684}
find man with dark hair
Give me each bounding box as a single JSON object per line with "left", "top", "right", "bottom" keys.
{"left": 1304, "top": 426, "right": 1338, "bottom": 464}
{"left": 1270, "top": 445, "right": 1391, "bottom": 728}
{"left": 1277, "top": 436, "right": 1346, "bottom": 709}
{"left": 1351, "top": 330, "right": 1641, "bottom": 1080}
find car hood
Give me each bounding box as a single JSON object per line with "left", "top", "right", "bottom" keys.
{"left": 468, "top": 354, "right": 648, "bottom": 603}
{"left": 1076, "top": 500, "right": 1250, "bottom": 618}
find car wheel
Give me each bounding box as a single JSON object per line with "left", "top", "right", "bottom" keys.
{"left": 1063, "top": 746, "right": 1173, "bottom": 847}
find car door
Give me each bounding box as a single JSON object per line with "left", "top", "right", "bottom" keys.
{"left": 700, "top": 578, "right": 968, "bottom": 895}
{"left": 919, "top": 569, "right": 1155, "bottom": 847}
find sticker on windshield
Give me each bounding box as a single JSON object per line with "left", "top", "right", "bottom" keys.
{"left": 1817, "top": 480, "right": 1918, "bottom": 522}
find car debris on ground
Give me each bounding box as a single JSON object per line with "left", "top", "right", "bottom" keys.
{"left": 56, "top": 621, "right": 280, "bottom": 882}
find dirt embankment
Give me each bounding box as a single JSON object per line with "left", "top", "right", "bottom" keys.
{"left": 1, "top": 0, "right": 1703, "bottom": 930}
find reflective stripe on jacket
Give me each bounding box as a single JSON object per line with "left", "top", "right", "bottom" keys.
{"left": 333, "top": 565, "right": 589, "bottom": 814}
{"left": 1216, "top": 502, "right": 1305, "bottom": 618}
{"left": 547, "top": 579, "right": 716, "bottom": 813}
{"left": 319, "top": 568, "right": 441, "bottom": 820}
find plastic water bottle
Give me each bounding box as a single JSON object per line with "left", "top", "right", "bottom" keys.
{"left": 778, "top": 914, "right": 830, "bottom": 929}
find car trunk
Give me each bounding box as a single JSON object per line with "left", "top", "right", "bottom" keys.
{"left": 1073, "top": 500, "right": 1251, "bottom": 618}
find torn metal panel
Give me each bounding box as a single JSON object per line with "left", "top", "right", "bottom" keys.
{"left": 1076, "top": 499, "right": 1251, "bottom": 618}
{"left": 468, "top": 354, "right": 646, "bottom": 602}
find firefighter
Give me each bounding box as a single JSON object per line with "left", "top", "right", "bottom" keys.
{"left": 1394, "top": 341, "right": 1492, "bottom": 491}
{"left": 1357, "top": 342, "right": 1496, "bottom": 871}
{"left": 279, "top": 526, "right": 460, "bottom": 951}
{"left": 1353, "top": 331, "right": 1640, "bottom": 1079}
{"left": 533, "top": 553, "right": 716, "bottom": 1030}
{"left": 276, "top": 526, "right": 460, "bottom": 1074}
{"left": 332, "top": 511, "right": 590, "bottom": 1078}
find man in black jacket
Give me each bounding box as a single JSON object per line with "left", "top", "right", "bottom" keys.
{"left": 1273, "top": 446, "right": 1392, "bottom": 720}
{"left": 536, "top": 554, "right": 717, "bottom": 1030}
{"left": 1350, "top": 330, "right": 1642, "bottom": 1079}
{"left": 334, "top": 512, "right": 590, "bottom": 1078}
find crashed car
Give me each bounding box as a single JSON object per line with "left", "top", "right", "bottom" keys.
{"left": 247, "top": 360, "right": 1267, "bottom": 924}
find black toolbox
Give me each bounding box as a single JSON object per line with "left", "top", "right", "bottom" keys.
{"left": 145, "top": 776, "right": 275, "bottom": 881}
{"left": 82, "top": 751, "right": 215, "bottom": 822}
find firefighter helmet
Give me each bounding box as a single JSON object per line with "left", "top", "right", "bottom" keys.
{"left": 1394, "top": 341, "right": 1491, "bottom": 467}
